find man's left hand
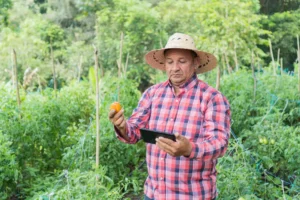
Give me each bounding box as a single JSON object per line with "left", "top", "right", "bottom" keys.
{"left": 155, "top": 133, "right": 192, "bottom": 157}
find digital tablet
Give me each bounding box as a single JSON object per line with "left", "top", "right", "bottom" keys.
{"left": 140, "top": 128, "right": 176, "bottom": 144}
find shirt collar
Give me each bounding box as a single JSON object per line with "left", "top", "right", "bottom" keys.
{"left": 167, "top": 73, "right": 198, "bottom": 93}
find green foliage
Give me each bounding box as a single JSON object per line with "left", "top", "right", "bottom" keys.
{"left": 0, "top": 0, "right": 300, "bottom": 199}
{"left": 260, "top": 0, "right": 300, "bottom": 15}
{"left": 260, "top": 9, "right": 300, "bottom": 71}
{"left": 28, "top": 168, "right": 124, "bottom": 200}
{"left": 0, "top": 82, "right": 94, "bottom": 197}
{"left": 157, "top": 0, "right": 269, "bottom": 67}
{"left": 0, "top": 131, "right": 18, "bottom": 200}
{"left": 0, "top": 0, "right": 12, "bottom": 26}
{"left": 96, "top": 0, "right": 163, "bottom": 89}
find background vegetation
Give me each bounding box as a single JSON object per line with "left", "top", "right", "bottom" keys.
{"left": 0, "top": 0, "right": 299, "bottom": 199}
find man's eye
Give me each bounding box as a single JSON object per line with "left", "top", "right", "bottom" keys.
{"left": 180, "top": 60, "right": 186, "bottom": 63}
{"left": 167, "top": 61, "right": 173, "bottom": 64}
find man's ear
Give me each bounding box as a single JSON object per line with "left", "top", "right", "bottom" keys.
{"left": 194, "top": 57, "right": 201, "bottom": 69}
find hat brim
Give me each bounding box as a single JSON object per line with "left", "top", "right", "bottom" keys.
{"left": 145, "top": 48, "right": 217, "bottom": 74}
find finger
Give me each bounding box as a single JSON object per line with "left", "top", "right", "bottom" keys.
{"left": 108, "top": 109, "right": 116, "bottom": 119}
{"left": 156, "top": 138, "right": 176, "bottom": 153}
{"left": 114, "top": 116, "right": 125, "bottom": 127}
{"left": 157, "top": 136, "right": 176, "bottom": 145}
{"left": 119, "top": 119, "right": 126, "bottom": 129}
{"left": 174, "top": 133, "right": 184, "bottom": 141}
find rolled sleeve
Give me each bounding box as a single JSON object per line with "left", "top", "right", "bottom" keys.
{"left": 188, "top": 93, "right": 231, "bottom": 161}
{"left": 115, "top": 88, "right": 152, "bottom": 144}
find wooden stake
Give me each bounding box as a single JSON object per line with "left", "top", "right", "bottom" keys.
{"left": 50, "top": 43, "right": 57, "bottom": 90}
{"left": 277, "top": 48, "right": 280, "bottom": 64}
{"left": 124, "top": 52, "right": 129, "bottom": 77}
{"left": 221, "top": 54, "right": 226, "bottom": 75}
{"left": 224, "top": 53, "right": 231, "bottom": 74}
{"left": 216, "top": 66, "right": 221, "bottom": 90}
{"left": 117, "top": 32, "right": 124, "bottom": 102}
{"left": 269, "top": 39, "right": 276, "bottom": 76}
{"left": 94, "top": 45, "right": 100, "bottom": 169}
{"left": 234, "top": 48, "right": 239, "bottom": 71}
{"left": 297, "top": 35, "right": 300, "bottom": 92}
{"left": 12, "top": 49, "right": 21, "bottom": 108}
{"left": 251, "top": 51, "right": 257, "bottom": 101}
{"left": 77, "top": 55, "right": 83, "bottom": 82}
{"left": 280, "top": 58, "right": 283, "bottom": 75}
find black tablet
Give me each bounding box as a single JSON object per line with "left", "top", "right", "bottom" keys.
{"left": 140, "top": 128, "right": 176, "bottom": 144}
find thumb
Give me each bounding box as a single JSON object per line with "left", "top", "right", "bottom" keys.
{"left": 174, "top": 133, "right": 183, "bottom": 140}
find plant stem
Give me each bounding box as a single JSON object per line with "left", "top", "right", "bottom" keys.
{"left": 251, "top": 51, "right": 257, "bottom": 101}
{"left": 94, "top": 45, "right": 100, "bottom": 169}
{"left": 269, "top": 39, "right": 276, "bottom": 76}
{"left": 12, "top": 49, "right": 21, "bottom": 108}
{"left": 50, "top": 42, "right": 57, "bottom": 91}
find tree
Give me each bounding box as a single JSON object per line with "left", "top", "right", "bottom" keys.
{"left": 259, "top": 0, "right": 300, "bottom": 15}
{"left": 260, "top": 9, "right": 300, "bottom": 71}
{"left": 96, "top": 0, "right": 164, "bottom": 90}
{"left": 156, "top": 0, "right": 269, "bottom": 70}
{"left": 0, "top": 0, "right": 13, "bottom": 26}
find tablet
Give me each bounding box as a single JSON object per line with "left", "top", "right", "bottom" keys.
{"left": 140, "top": 128, "right": 176, "bottom": 144}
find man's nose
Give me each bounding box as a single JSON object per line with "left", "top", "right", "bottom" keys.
{"left": 171, "top": 62, "right": 180, "bottom": 70}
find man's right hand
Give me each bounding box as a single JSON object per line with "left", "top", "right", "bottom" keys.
{"left": 108, "top": 109, "right": 128, "bottom": 139}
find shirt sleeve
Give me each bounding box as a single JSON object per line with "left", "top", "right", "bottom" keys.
{"left": 116, "top": 88, "right": 152, "bottom": 144}
{"left": 188, "top": 93, "right": 231, "bottom": 161}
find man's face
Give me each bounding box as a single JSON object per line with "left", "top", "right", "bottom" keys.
{"left": 164, "top": 49, "right": 198, "bottom": 86}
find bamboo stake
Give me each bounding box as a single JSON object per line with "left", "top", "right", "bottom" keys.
{"left": 216, "top": 66, "right": 221, "bottom": 90}
{"left": 277, "top": 49, "right": 280, "bottom": 64}
{"left": 224, "top": 53, "right": 231, "bottom": 74}
{"left": 297, "top": 35, "right": 300, "bottom": 92}
{"left": 280, "top": 58, "right": 283, "bottom": 75}
{"left": 95, "top": 21, "right": 104, "bottom": 77}
{"left": 251, "top": 51, "right": 257, "bottom": 101}
{"left": 221, "top": 54, "right": 226, "bottom": 75}
{"left": 50, "top": 43, "right": 57, "bottom": 90}
{"left": 117, "top": 32, "right": 124, "bottom": 102}
{"left": 93, "top": 46, "right": 100, "bottom": 169}
{"left": 234, "top": 48, "right": 239, "bottom": 71}
{"left": 124, "top": 52, "right": 129, "bottom": 78}
{"left": 77, "top": 55, "right": 83, "bottom": 82}
{"left": 269, "top": 39, "right": 276, "bottom": 76}
{"left": 12, "top": 49, "right": 21, "bottom": 108}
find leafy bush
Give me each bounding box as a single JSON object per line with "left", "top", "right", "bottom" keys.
{"left": 0, "top": 131, "right": 18, "bottom": 200}
{"left": 28, "top": 168, "right": 124, "bottom": 200}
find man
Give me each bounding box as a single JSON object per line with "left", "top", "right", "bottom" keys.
{"left": 109, "top": 33, "right": 231, "bottom": 200}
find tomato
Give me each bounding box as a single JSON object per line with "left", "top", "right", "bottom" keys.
{"left": 110, "top": 102, "right": 122, "bottom": 113}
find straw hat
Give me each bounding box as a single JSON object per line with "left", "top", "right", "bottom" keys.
{"left": 145, "top": 33, "right": 217, "bottom": 74}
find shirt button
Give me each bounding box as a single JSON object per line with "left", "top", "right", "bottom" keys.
{"left": 160, "top": 177, "right": 164, "bottom": 180}
{"left": 160, "top": 158, "right": 164, "bottom": 161}
{"left": 170, "top": 118, "right": 173, "bottom": 121}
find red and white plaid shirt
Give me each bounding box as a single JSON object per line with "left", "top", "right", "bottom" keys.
{"left": 117, "top": 74, "right": 231, "bottom": 200}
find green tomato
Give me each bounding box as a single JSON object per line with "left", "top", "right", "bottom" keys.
{"left": 263, "top": 137, "right": 268, "bottom": 145}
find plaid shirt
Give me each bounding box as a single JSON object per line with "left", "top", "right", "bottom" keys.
{"left": 117, "top": 74, "right": 231, "bottom": 200}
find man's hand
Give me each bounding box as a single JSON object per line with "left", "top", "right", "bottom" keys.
{"left": 155, "top": 133, "right": 192, "bottom": 157}
{"left": 108, "top": 109, "right": 128, "bottom": 140}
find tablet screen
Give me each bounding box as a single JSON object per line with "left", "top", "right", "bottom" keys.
{"left": 140, "top": 128, "right": 176, "bottom": 144}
